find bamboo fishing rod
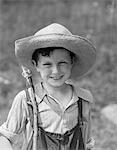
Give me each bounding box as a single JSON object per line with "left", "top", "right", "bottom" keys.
{"left": 22, "top": 66, "right": 38, "bottom": 150}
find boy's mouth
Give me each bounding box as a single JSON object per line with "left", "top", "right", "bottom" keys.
{"left": 50, "top": 75, "right": 63, "bottom": 80}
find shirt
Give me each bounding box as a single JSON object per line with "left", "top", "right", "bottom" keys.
{"left": 0, "top": 81, "right": 95, "bottom": 149}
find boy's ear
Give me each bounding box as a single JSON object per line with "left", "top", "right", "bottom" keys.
{"left": 32, "top": 60, "right": 36, "bottom": 66}
{"left": 32, "top": 60, "right": 40, "bottom": 72}
{"left": 32, "top": 60, "right": 38, "bottom": 71}
{"left": 72, "top": 55, "right": 78, "bottom": 65}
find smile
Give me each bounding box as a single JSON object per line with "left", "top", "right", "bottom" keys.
{"left": 50, "top": 75, "right": 63, "bottom": 80}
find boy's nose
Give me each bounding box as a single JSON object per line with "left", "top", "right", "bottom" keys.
{"left": 52, "top": 65, "right": 60, "bottom": 74}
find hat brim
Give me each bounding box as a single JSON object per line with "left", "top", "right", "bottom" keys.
{"left": 15, "top": 34, "right": 96, "bottom": 79}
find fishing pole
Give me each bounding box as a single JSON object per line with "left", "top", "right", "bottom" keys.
{"left": 22, "top": 66, "right": 38, "bottom": 150}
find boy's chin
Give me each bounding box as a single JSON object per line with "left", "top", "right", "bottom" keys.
{"left": 48, "top": 80, "right": 66, "bottom": 87}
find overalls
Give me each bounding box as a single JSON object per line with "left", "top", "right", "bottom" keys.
{"left": 25, "top": 89, "right": 85, "bottom": 150}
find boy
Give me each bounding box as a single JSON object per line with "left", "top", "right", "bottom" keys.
{"left": 0, "top": 23, "right": 96, "bottom": 150}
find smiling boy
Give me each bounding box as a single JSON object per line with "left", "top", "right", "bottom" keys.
{"left": 0, "top": 23, "right": 96, "bottom": 150}
{"left": 32, "top": 47, "right": 75, "bottom": 109}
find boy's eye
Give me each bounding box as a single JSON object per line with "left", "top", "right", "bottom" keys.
{"left": 59, "top": 62, "right": 68, "bottom": 65}
{"left": 43, "top": 63, "right": 52, "bottom": 67}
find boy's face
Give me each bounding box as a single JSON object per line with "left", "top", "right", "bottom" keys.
{"left": 35, "top": 48, "right": 73, "bottom": 88}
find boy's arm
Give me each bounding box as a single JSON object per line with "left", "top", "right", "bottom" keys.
{"left": 0, "top": 136, "right": 13, "bottom": 150}
{"left": 0, "top": 90, "right": 28, "bottom": 144}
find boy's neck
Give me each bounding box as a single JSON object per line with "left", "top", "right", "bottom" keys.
{"left": 42, "top": 82, "right": 73, "bottom": 109}
{"left": 42, "top": 82, "right": 69, "bottom": 95}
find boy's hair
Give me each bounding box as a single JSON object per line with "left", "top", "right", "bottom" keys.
{"left": 32, "top": 47, "right": 76, "bottom": 66}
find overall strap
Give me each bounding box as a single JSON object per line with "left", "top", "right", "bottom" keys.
{"left": 77, "top": 97, "right": 85, "bottom": 150}
{"left": 78, "top": 97, "right": 83, "bottom": 126}
{"left": 70, "top": 97, "right": 85, "bottom": 150}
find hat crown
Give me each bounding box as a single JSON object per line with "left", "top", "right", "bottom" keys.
{"left": 34, "top": 23, "right": 72, "bottom": 36}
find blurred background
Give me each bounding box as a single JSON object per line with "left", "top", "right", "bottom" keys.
{"left": 0, "top": 0, "right": 117, "bottom": 149}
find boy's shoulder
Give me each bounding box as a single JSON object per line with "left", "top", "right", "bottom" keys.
{"left": 15, "top": 90, "right": 26, "bottom": 99}
{"left": 15, "top": 84, "right": 93, "bottom": 104}
{"left": 73, "top": 84, "right": 93, "bottom": 104}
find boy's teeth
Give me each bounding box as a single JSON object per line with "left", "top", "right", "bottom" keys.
{"left": 52, "top": 76, "right": 62, "bottom": 79}
{"left": 53, "top": 77, "right": 60, "bottom": 79}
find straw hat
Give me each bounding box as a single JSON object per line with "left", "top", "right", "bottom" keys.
{"left": 15, "top": 23, "right": 96, "bottom": 79}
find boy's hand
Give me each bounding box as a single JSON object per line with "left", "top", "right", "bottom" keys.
{"left": 86, "top": 137, "right": 95, "bottom": 150}
{"left": 0, "top": 136, "right": 13, "bottom": 150}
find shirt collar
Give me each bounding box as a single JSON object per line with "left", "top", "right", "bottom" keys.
{"left": 72, "top": 84, "right": 93, "bottom": 103}
{"left": 34, "top": 81, "right": 93, "bottom": 104}
{"left": 35, "top": 82, "right": 47, "bottom": 101}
